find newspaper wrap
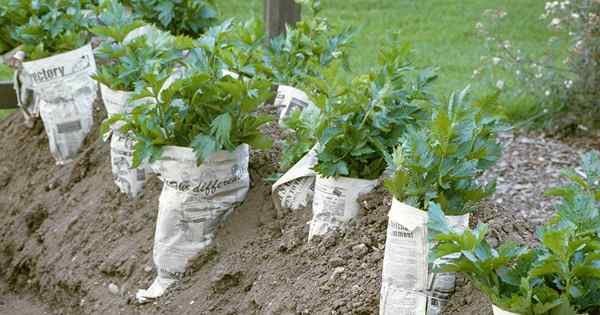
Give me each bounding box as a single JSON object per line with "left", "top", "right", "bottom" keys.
{"left": 272, "top": 148, "right": 318, "bottom": 211}
{"left": 136, "top": 144, "right": 250, "bottom": 302}
{"left": 380, "top": 199, "right": 429, "bottom": 315}
{"left": 309, "top": 174, "right": 377, "bottom": 240}
{"left": 274, "top": 85, "right": 315, "bottom": 124}
{"left": 492, "top": 305, "right": 520, "bottom": 315}
{"left": 13, "top": 68, "right": 39, "bottom": 127}
{"left": 21, "top": 44, "right": 97, "bottom": 164}
{"left": 380, "top": 199, "right": 472, "bottom": 315}
{"left": 100, "top": 84, "right": 149, "bottom": 198}
{"left": 123, "top": 25, "right": 158, "bottom": 44}
{"left": 426, "top": 213, "right": 470, "bottom": 314}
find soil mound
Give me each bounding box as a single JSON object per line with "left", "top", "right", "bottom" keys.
{"left": 0, "top": 106, "right": 386, "bottom": 315}
{"left": 0, "top": 104, "right": 574, "bottom": 315}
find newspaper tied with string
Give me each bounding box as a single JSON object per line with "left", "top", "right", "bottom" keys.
{"left": 21, "top": 44, "right": 97, "bottom": 164}
{"left": 136, "top": 144, "right": 250, "bottom": 303}
{"left": 380, "top": 199, "right": 470, "bottom": 315}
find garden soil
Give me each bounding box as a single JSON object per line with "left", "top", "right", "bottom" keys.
{"left": 0, "top": 101, "right": 597, "bottom": 315}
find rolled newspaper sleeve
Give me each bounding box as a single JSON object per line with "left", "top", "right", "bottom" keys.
{"left": 271, "top": 147, "right": 318, "bottom": 211}
{"left": 427, "top": 213, "right": 470, "bottom": 314}
{"left": 110, "top": 131, "right": 148, "bottom": 198}
{"left": 380, "top": 199, "right": 429, "bottom": 315}
{"left": 22, "top": 44, "right": 97, "bottom": 165}
{"left": 492, "top": 305, "right": 521, "bottom": 315}
{"left": 123, "top": 25, "right": 157, "bottom": 44}
{"left": 308, "top": 174, "right": 377, "bottom": 240}
{"left": 13, "top": 69, "right": 39, "bottom": 127}
{"left": 274, "top": 85, "right": 315, "bottom": 125}
{"left": 99, "top": 83, "right": 134, "bottom": 118}
{"left": 98, "top": 84, "right": 149, "bottom": 198}
{"left": 137, "top": 144, "right": 250, "bottom": 302}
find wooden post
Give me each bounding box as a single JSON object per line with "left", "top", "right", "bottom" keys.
{"left": 0, "top": 81, "right": 17, "bottom": 109}
{"left": 264, "top": 0, "right": 301, "bottom": 39}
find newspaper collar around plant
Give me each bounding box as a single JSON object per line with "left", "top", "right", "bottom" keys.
{"left": 105, "top": 20, "right": 274, "bottom": 167}
{"left": 428, "top": 151, "right": 600, "bottom": 315}
{"left": 384, "top": 86, "right": 502, "bottom": 216}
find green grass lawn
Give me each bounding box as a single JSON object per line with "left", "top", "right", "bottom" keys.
{"left": 0, "top": 0, "right": 551, "bottom": 120}
{"left": 220, "top": 0, "right": 551, "bottom": 98}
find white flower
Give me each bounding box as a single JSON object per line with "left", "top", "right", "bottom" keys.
{"left": 496, "top": 80, "right": 505, "bottom": 89}
{"left": 571, "top": 13, "right": 579, "bottom": 19}
{"left": 516, "top": 70, "right": 521, "bottom": 76}
{"left": 545, "top": 90, "right": 551, "bottom": 96}
{"left": 535, "top": 72, "right": 543, "bottom": 79}
{"left": 564, "top": 80, "right": 573, "bottom": 89}
{"left": 502, "top": 40, "right": 511, "bottom": 49}
{"left": 492, "top": 57, "right": 501, "bottom": 65}
{"left": 551, "top": 18, "right": 561, "bottom": 26}
{"left": 475, "top": 22, "right": 484, "bottom": 29}
{"left": 472, "top": 69, "right": 480, "bottom": 77}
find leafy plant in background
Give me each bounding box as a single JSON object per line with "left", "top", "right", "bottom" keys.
{"left": 384, "top": 87, "right": 502, "bottom": 215}
{"left": 473, "top": 1, "right": 600, "bottom": 131}
{"left": 428, "top": 150, "right": 600, "bottom": 314}
{"left": 266, "top": 0, "right": 356, "bottom": 174}
{"left": 92, "top": 3, "right": 191, "bottom": 92}
{"left": 0, "top": 0, "right": 35, "bottom": 54}
{"left": 104, "top": 20, "right": 274, "bottom": 166}
{"left": 90, "top": 0, "right": 145, "bottom": 44}
{"left": 263, "top": 0, "right": 355, "bottom": 87}
{"left": 12, "top": 0, "right": 98, "bottom": 61}
{"left": 93, "top": 31, "right": 191, "bottom": 92}
{"left": 215, "top": 18, "right": 270, "bottom": 78}
{"left": 306, "top": 40, "right": 437, "bottom": 180}
{"left": 278, "top": 105, "right": 320, "bottom": 172}
{"left": 124, "top": 0, "right": 218, "bottom": 37}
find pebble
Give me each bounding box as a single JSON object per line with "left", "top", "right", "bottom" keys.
{"left": 144, "top": 265, "right": 152, "bottom": 273}
{"left": 108, "top": 283, "right": 119, "bottom": 295}
{"left": 328, "top": 256, "right": 345, "bottom": 267}
{"left": 330, "top": 267, "right": 345, "bottom": 280}
{"left": 352, "top": 243, "right": 369, "bottom": 258}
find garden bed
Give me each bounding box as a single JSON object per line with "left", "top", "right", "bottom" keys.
{"left": 0, "top": 107, "right": 598, "bottom": 314}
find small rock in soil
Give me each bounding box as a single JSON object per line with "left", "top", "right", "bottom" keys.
{"left": 108, "top": 283, "right": 119, "bottom": 295}
{"left": 352, "top": 244, "right": 369, "bottom": 258}
{"left": 328, "top": 256, "right": 345, "bottom": 267}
